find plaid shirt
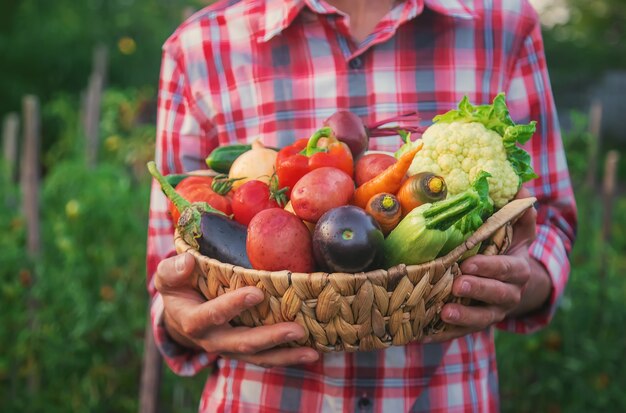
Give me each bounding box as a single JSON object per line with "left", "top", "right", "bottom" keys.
{"left": 147, "top": 0, "right": 577, "bottom": 411}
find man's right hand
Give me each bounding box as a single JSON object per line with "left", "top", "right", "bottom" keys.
{"left": 155, "top": 252, "right": 320, "bottom": 367}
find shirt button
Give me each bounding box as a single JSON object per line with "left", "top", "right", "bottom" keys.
{"left": 349, "top": 57, "right": 363, "bottom": 70}
{"left": 357, "top": 395, "right": 372, "bottom": 411}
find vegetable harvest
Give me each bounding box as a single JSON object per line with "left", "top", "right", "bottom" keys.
{"left": 160, "top": 93, "right": 536, "bottom": 276}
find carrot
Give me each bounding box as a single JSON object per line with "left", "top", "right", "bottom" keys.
{"left": 351, "top": 141, "right": 423, "bottom": 209}
{"left": 396, "top": 172, "right": 447, "bottom": 217}
{"left": 365, "top": 193, "right": 402, "bottom": 235}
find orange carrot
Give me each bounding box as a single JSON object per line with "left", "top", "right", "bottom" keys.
{"left": 351, "top": 141, "right": 423, "bottom": 209}
{"left": 396, "top": 172, "right": 447, "bottom": 217}
{"left": 365, "top": 193, "right": 402, "bottom": 235}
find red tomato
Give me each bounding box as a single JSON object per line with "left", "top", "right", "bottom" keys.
{"left": 231, "top": 180, "right": 280, "bottom": 226}
{"left": 176, "top": 175, "right": 213, "bottom": 190}
{"left": 168, "top": 178, "right": 232, "bottom": 224}
{"left": 354, "top": 153, "right": 397, "bottom": 187}
{"left": 275, "top": 153, "right": 309, "bottom": 198}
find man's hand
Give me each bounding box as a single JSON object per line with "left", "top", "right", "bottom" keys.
{"left": 426, "top": 189, "right": 552, "bottom": 343}
{"left": 155, "top": 252, "right": 320, "bottom": 367}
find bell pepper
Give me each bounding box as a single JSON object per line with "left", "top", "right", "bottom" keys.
{"left": 276, "top": 127, "right": 354, "bottom": 196}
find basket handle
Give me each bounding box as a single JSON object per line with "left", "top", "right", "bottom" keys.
{"left": 440, "top": 197, "right": 537, "bottom": 267}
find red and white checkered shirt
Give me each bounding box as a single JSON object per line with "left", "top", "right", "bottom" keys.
{"left": 147, "top": 0, "right": 577, "bottom": 411}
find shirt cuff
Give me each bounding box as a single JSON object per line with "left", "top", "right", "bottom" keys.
{"left": 151, "top": 293, "right": 218, "bottom": 376}
{"left": 496, "top": 224, "right": 570, "bottom": 333}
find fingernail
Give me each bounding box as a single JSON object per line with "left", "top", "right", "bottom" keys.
{"left": 175, "top": 254, "right": 186, "bottom": 274}
{"left": 285, "top": 332, "right": 301, "bottom": 341}
{"left": 460, "top": 281, "right": 471, "bottom": 295}
{"left": 446, "top": 308, "right": 460, "bottom": 321}
{"left": 299, "top": 353, "right": 318, "bottom": 363}
{"left": 244, "top": 293, "right": 261, "bottom": 306}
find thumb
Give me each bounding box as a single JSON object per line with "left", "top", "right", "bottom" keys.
{"left": 154, "top": 253, "right": 197, "bottom": 293}
{"left": 510, "top": 193, "right": 537, "bottom": 250}
{"left": 514, "top": 186, "right": 533, "bottom": 200}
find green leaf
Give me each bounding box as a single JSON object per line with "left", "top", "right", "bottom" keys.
{"left": 455, "top": 171, "right": 494, "bottom": 234}
{"left": 433, "top": 93, "right": 538, "bottom": 184}
{"left": 393, "top": 132, "right": 415, "bottom": 158}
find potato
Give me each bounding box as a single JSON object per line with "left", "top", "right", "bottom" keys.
{"left": 290, "top": 167, "right": 355, "bottom": 223}
{"left": 246, "top": 208, "right": 315, "bottom": 272}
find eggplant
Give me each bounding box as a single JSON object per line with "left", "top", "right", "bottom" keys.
{"left": 147, "top": 161, "right": 252, "bottom": 268}
{"left": 312, "top": 205, "right": 384, "bottom": 273}
{"left": 185, "top": 211, "right": 251, "bottom": 267}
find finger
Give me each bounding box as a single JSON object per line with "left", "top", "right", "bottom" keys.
{"left": 422, "top": 325, "right": 473, "bottom": 344}
{"left": 514, "top": 187, "right": 533, "bottom": 200}
{"left": 155, "top": 253, "right": 196, "bottom": 293}
{"left": 227, "top": 346, "right": 320, "bottom": 368}
{"left": 511, "top": 204, "right": 537, "bottom": 247}
{"left": 207, "top": 322, "right": 307, "bottom": 355}
{"left": 179, "top": 286, "right": 265, "bottom": 337}
{"left": 460, "top": 255, "right": 530, "bottom": 285}
{"left": 452, "top": 275, "right": 521, "bottom": 307}
{"left": 440, "top": 303, "right": 505, "bottom": 329}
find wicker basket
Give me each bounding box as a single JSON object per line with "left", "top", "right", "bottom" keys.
{"left": 174, "top": 197, "right": 536, "bottom": 352}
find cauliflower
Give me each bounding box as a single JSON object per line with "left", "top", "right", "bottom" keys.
{"left": 405, "top": 93, "right": 537, "bottom": 208}
{"left": 409, "top": 122, "right": 519, "bottom": 207}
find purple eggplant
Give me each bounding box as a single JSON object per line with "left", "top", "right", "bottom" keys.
{"left": 147, "top": 161, "right": 251, "bottom": 268}
{"left": 312, "top": 205, "right": 384, "bottom": 273}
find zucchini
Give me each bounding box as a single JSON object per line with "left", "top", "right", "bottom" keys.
{"left": 205, "top": 144, "right": 252, "bottom": 173}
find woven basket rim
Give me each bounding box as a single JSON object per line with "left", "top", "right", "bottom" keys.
{"left": 174, "top": 197, "right": 537, "bottom": 279}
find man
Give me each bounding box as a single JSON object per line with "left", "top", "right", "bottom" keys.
{"left": 147, "top": 0, "right": 577, "bottom": 411}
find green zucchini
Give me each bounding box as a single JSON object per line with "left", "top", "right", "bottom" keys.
{"left": 205, "top": 144, "right": 252, "bottom": 173}
{"left": 164, "top": 173, "right": 191, "bottom": 188}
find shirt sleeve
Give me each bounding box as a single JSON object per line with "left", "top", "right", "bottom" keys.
{"left": 146, "top": 39, "right": 220, "bottom": 376}
{"left": 497, "top": 15, "right": 578, "bottom": 333}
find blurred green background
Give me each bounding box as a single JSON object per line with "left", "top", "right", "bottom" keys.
{"left": 1, "top": 0, "right": 625, "bottom": 412}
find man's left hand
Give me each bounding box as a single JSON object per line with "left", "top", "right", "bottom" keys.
{"left": 425, "top": 188, "right": 552, "bottom": 343}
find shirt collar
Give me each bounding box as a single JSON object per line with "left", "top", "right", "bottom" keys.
{"left": 257, "top": 0, "right": 476, "bottom": 43}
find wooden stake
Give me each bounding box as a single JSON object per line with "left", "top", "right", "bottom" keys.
{"left": 84, "top": 72, "right": 104, "bottom": 168}
{"left": 585, "top": 99, "right": 603, "bottom": 190}
{"left": 599, "top": 150, "right": 619, "bottom": 280}
{"left": 21, "top": 96, "right": 41, "bottom": 257}
{"left": 83, "top": 44, "right": 108, "bottom": 168}
{"left": 20, "top": 95, "right": 41, "bottom": 394}
{"left": 2, "top": 112, "right": 19, "bottom": 183}
{"left": 139, "top": 307, "right": 163, "bottom": 413}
